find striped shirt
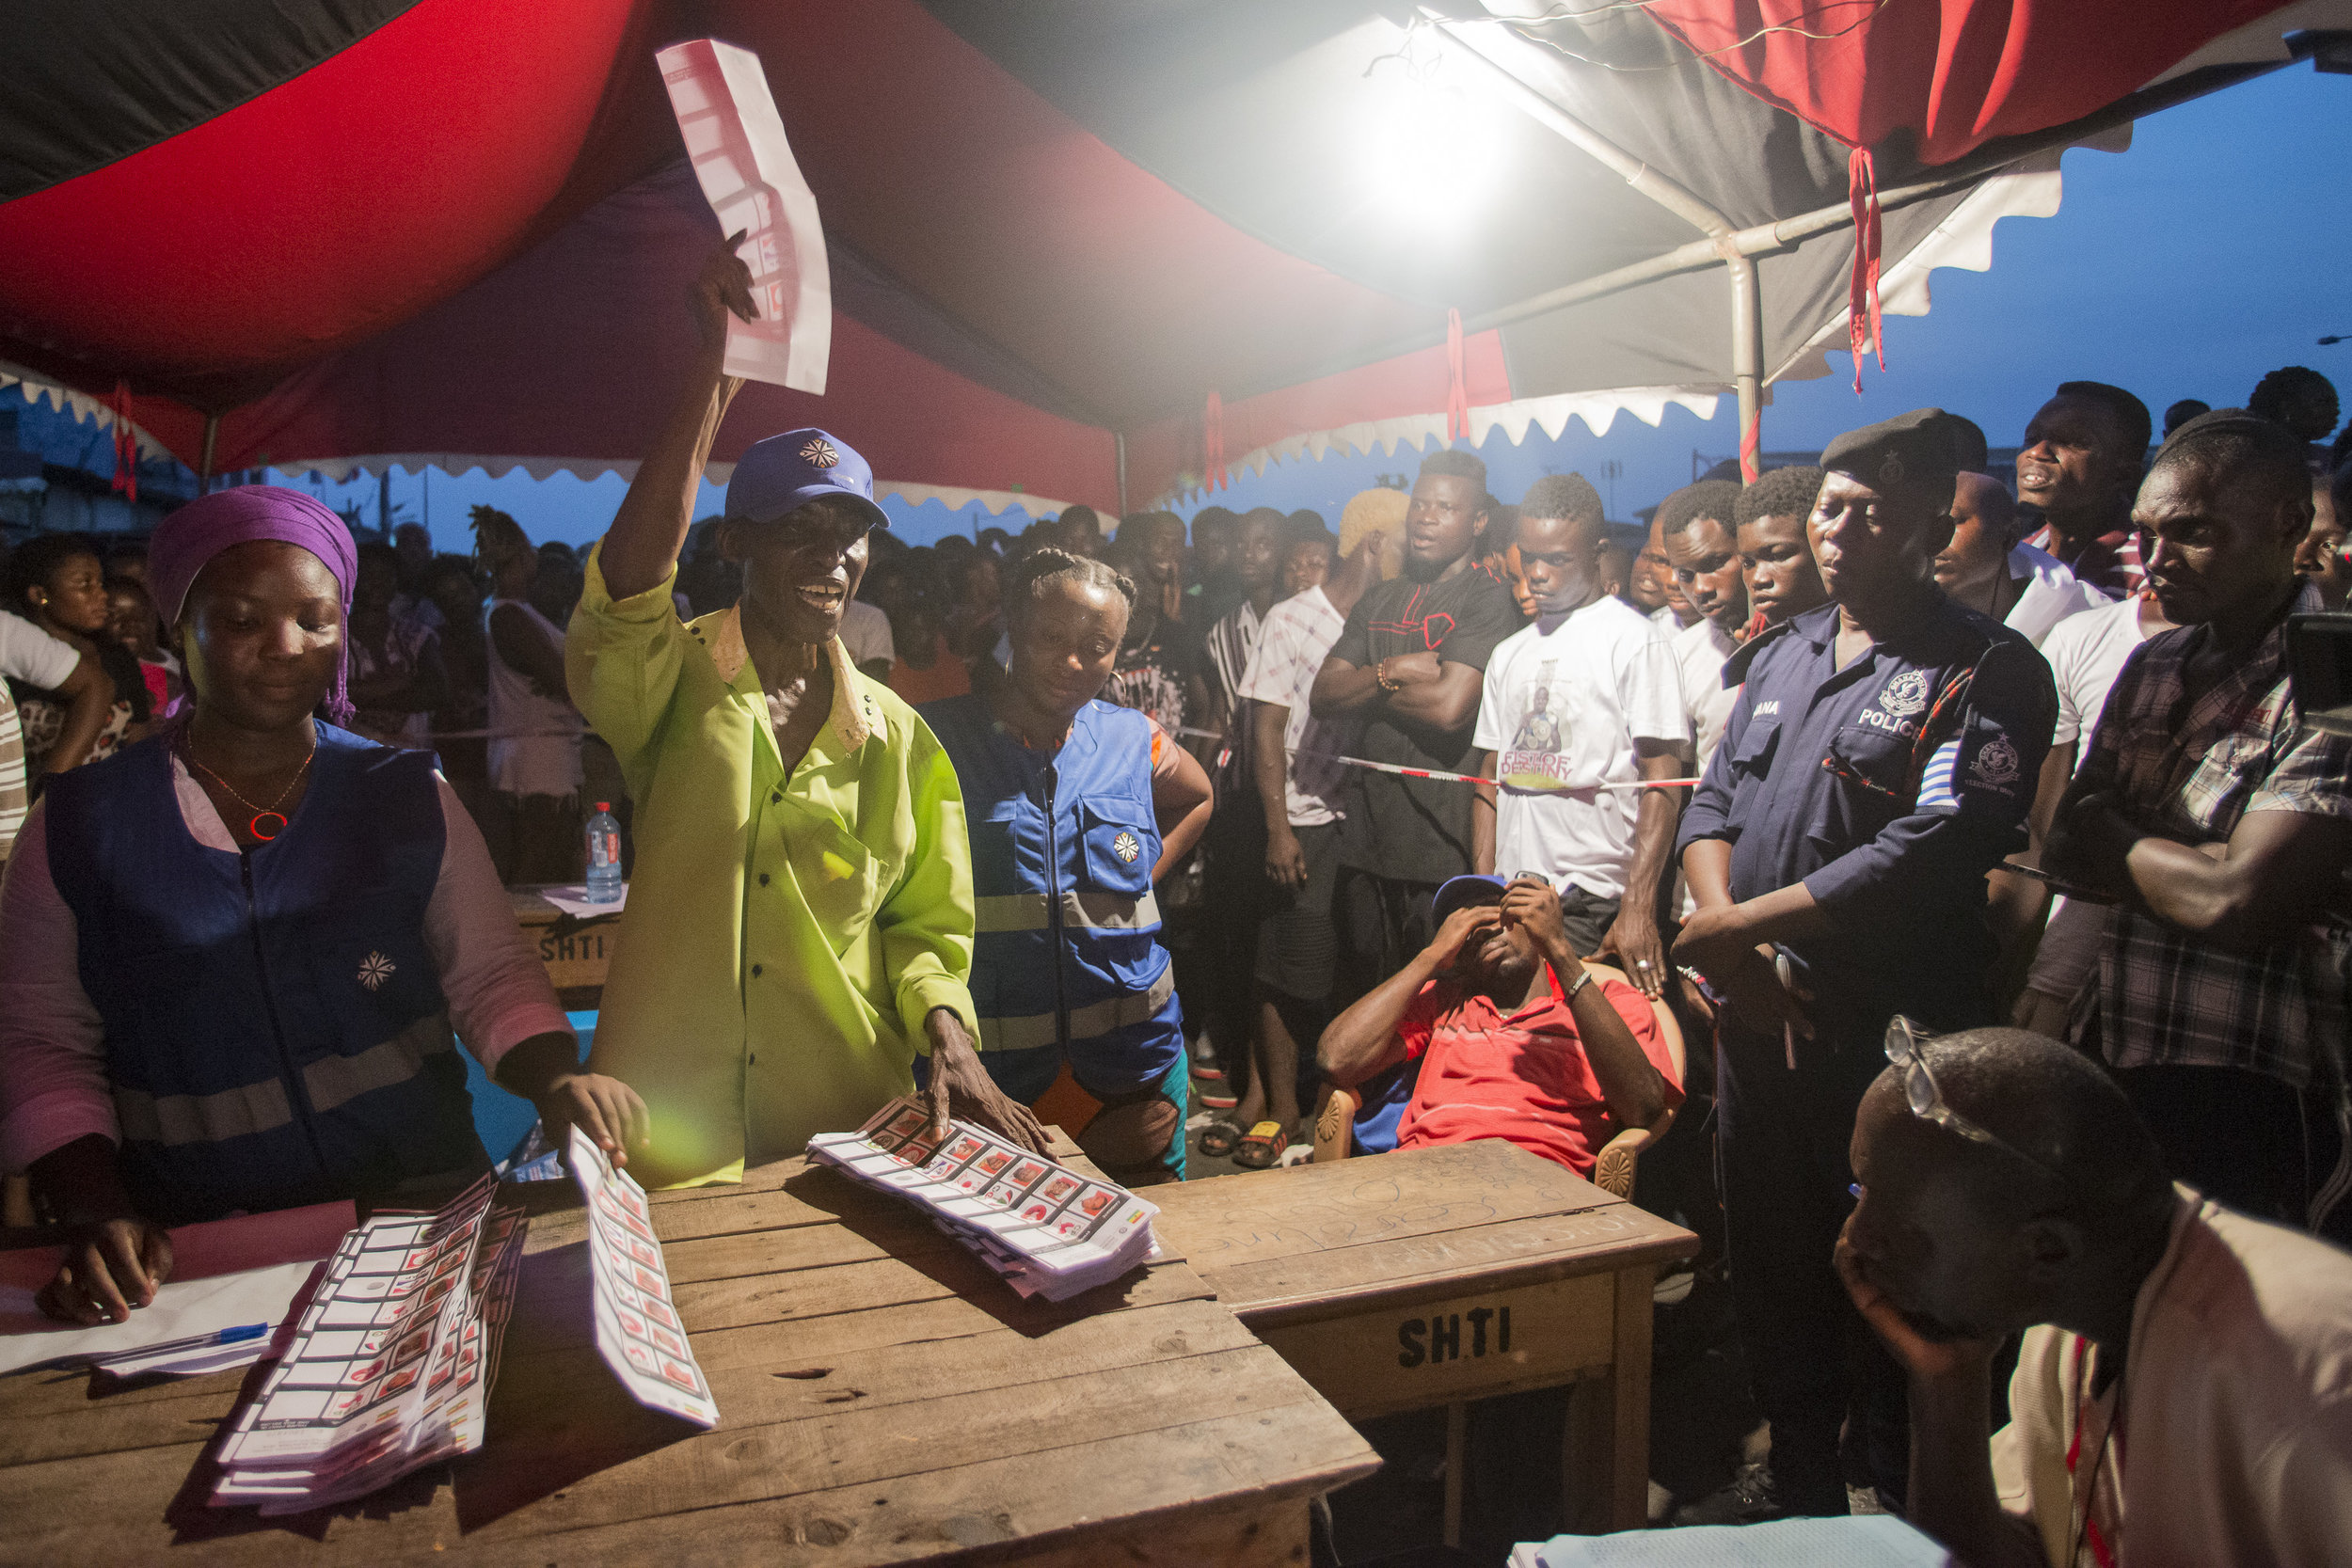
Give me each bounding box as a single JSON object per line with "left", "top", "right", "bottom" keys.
{"left": 2024, "top": 522, "right": 2145, "bottom": 599}
{"left": 1200, "top": 597, "right": 1265, "bottom": 791}
{"left": 2065, "top": 582, "right": 2352, "bottom": 1088}
{"left": 0, "top": 688, "right": 24, "bottom": 867}
{"left": 0, "top": 611, "right": 84, "bottom": 865}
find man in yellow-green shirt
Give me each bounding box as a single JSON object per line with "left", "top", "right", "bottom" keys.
{"left": 568, "top": 241, "right": 1042, "bottom": 1186}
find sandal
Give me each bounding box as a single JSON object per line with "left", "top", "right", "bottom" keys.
{"left": 1231, "top": 1120, "right": 1291, "bottom": 1170}
{"left": 1197, "top": 1119, "right": 1247, "bottom": 1158}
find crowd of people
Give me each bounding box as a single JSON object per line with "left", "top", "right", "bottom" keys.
{"left": 2, "top": 235, "right": 2348, "bottom": 1564}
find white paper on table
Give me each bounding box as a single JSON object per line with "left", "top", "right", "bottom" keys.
{"left": 1529, "top": 1514, "right": 1955, "bottom": 1567}
{"left": 0, "top": 1259, "right": 327, "bottom": 1377}
{"left": 657, "top": 38, "right": 831, "bottom": 393}
{"left": 0, "top": 1199, "right": 356, "bottom": 1376}
{"left": 538, "top": 883, "right": 628, "bottom": 918}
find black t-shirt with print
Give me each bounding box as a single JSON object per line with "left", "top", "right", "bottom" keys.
{"left": 1327, "top": 565, "right": 1523, "bottom": 881}
{"left": 1104, "top": 612, "right": 1200, "bottom": 736}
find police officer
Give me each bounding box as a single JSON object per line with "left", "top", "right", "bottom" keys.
{"left": 1672, "top": 409, "right": 2058, "bottom": 1517}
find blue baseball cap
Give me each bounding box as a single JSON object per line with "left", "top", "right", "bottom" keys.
{"left": 725, "top": 428, "right": 891, "bottom": 531}
{"left": 1430, "top": 874, "right": 1510, "bottom": 927}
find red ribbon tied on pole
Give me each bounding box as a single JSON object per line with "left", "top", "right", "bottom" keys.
{"left": 1847, "top": 146, "right": 1884, "bottom": 393}
{"left": 109, "top": 380, "right": 138, "bottom": 502}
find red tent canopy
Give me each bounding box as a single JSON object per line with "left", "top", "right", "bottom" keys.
{"left": 1646, "top": 0, "right": 2295, "bottom": 164}
{"left": 0, "top": 1, "right": 2333, "bottom": 514}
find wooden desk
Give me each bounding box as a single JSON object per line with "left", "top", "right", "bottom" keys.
{"left": 509, "top": 886, "right": 621, "bottom": 1010}
{"left": 1153, "top": 1140, "right": 1697, "bottom": 1541}
{"left": 0, "top": 1152, "right": 1377, "bottom": 1567}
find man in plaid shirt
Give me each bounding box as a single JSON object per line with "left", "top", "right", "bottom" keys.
{"left": 2046, "top": 410, "right": 2352, "bottom": 1237}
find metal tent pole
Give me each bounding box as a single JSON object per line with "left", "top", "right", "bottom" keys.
{"left": 1434, "top": 21, "right": 1764, "bottom": 465}
{"left": 199, "top": 414, "right": 219, "bottom": 495}
{"left": 1116, "top": 432, "right": 1129, "bottom": 518}
{"left": 1727, "top": 256, "right": 1764, "bottom": 482}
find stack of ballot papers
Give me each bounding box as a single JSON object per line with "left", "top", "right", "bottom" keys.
{"left": 807, "top": 1099, "right": 1159, "bottom": 1303}
{"left": 210, "top": 1174, "right": 527, "bottom": 1514}
{"left": 566, "top": 1125, "right": 719, "bottom": 1428}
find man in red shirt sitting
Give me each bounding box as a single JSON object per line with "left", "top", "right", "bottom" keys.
{"left": 1318, "top": 873, "right": 1680, "bottom": 1178}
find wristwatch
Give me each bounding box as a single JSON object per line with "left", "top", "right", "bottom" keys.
{"left": 1560, "top": 965, "right": 1594, "bottom": 1004}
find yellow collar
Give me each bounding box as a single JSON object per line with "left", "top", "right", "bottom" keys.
{"left": 708, "top": 602, "right": 877, "bottom": 755}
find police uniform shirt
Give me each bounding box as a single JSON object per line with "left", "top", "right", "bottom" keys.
{"left": 1677, "top": 595, "right": 2057, "bottom": 1029}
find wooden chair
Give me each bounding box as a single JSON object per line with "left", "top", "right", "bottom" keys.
{"left": 1312, "top": 962, "right": 1687, "bottom": 1199}
{"left": 1304, "top": 962, "right": 1687, "bottom": 1545}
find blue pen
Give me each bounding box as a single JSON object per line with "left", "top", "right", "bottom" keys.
{"left": 89, "top": 1322, "right": 270, "bottom": 1366}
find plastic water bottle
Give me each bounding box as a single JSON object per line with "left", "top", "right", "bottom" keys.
{"left": 582, "top": 802, "right": 624, "bottom": 904}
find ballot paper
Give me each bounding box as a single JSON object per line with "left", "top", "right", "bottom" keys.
{"left": 0, "top": 1198, "right": 356, "bottom": 1378}
{"left": 211, "top": 1175, "right": 529, "bottom": 1514}
{"left": 657, "top": 38, "right": 831, "bottom": 393}
{"left": 807, "top": 1100, "right": 1160, "bottom": 1304}
{"left": 536, "top": 882, "right": 629, "bottom": 918}
{"left": 566, "top": 1125, "right": 720, "bottom": 1428}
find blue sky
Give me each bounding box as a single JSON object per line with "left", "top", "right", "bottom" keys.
{"left": 280, "top": 60, "right": 2351, "bottom": 552}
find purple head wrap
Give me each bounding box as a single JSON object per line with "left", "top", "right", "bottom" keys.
{"left": 149, "top": 484, "right": 360, "bottom": 724}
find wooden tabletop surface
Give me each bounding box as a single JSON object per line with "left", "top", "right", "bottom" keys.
{"left": 0, "top": 1152, "right": 1378, "bottom": 1567}
{"left": 1152, "top": 1140, "right": 1699, "bottom": 1326}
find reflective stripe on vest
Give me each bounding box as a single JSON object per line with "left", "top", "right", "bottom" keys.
{"left": 115, "top": 1077, "right": 293, "bottom": 1148}
{"left": 303, "top": 1011, "right": 459, "bottom": 1116}
{"left": 976, "top": 965, "right": 1177, "bottom": 1053}
{"left": 973, "top": 887, "right": 1163, "bottom": 934}
{"left": 112, "top": 1011, "right": 458, "bottom": 1145}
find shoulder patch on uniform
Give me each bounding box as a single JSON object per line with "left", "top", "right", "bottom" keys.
{"left": 1970, "top": 735, "right": 2022, "bottom": 788}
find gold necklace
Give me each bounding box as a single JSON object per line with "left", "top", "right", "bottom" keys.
{"left": 182, "top": 737, "right": 314, "bottom": 841}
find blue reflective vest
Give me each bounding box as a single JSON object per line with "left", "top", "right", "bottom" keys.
{"left": 43, "top": 725, "right": 484, "bottom": 1225}
{"left": 919, "top": 696, "right": 1180, "bottom": 1088}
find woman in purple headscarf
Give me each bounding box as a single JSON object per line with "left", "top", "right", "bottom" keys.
{"left": 0, "top": 486, "right": 646, "bottom": 1325}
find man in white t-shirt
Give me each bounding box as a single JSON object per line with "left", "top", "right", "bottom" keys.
{"left": 0, "top": 610, "right": 109, "bottom": 867}
{"left": 1473, "top": 474, "right": 1686, "bottom": 996}
{"left": 1660, "top": 480, "right": 1749, "bottom": 779}
{"left": 2010, "top": 592, "right": 2172, "bottom": 1037}
{"left": 1934, "top": 471, "right": 2110, "bottom": 647}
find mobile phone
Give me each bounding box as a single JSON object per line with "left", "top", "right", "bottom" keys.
{"left": 2287, "top": 612, "right": 2352, "bottom": 737}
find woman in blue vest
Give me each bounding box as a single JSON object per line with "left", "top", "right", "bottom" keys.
{"left": 921, "top": 549, "right": 1213, "bottom": 1184}
{"left": 0, "top": 486, "right": 644, "bottom": 1325}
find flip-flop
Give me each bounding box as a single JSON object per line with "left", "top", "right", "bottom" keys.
{"left": 1196, "top": 1086, "right": 1240, "bottom": 1110}
{"left": 1231, "top": 1120, "right": 1291, "bottom": 1170}
{"left": 1197, "top": 1119, "right": 1246, "bottom": 1158}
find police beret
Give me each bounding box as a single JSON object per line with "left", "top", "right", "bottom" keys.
{"left": 1820, "top": 408, "right": 1975, "bottom": 503}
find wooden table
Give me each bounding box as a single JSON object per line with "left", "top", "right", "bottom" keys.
{"left": 0, "top": 1149, "right": 1377, "bottom": 1567}
{"left": 1153, "top": 1139, "right": 1697, "bottom": 1542}
{"left": 509, "top": 886, "right": 621, "bottom": 1010}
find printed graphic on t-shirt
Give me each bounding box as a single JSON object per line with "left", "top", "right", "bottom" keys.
{"left": 1499, "top": 661, "right": 1576, "bottom": 791}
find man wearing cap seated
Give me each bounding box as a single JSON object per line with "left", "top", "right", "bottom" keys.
{"left": 567, "top": 240, "right": 1037, "bottom": 1186}
{"left": 1316, "top": 873, "right": 1679, "bottom": 1181}
{"left": 1673, "top": 409, "right": 2058, "bottom": 1517}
